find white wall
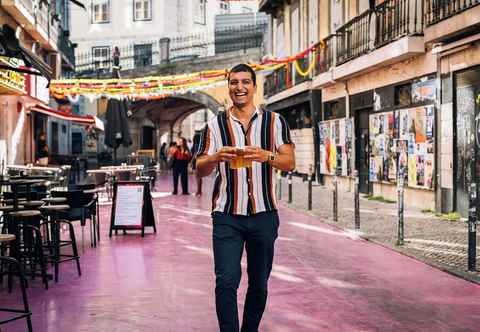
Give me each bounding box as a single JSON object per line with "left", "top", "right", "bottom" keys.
{"left": 70, "top": 0, "right": 256, "bottom": 54}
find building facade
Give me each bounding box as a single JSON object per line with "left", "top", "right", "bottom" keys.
{"left": 0, "top": 0, "right": 76, "bottom": 167}
{"left": 69, "top": 0, "right": 265, "bottom": 163}
{"left": 260, "top": 0, "right": 480, "bottom": 213}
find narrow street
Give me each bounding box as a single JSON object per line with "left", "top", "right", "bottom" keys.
{"left": 2, "top": 176, "right": 480, "bottom": 332}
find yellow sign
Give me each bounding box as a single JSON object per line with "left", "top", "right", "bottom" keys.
{"left": 0, "top": 56, "right": 25, "bottom": 94}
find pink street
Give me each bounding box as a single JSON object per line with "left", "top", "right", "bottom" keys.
{"left": 2, "top": 176, "right": 480, "bottom": 332}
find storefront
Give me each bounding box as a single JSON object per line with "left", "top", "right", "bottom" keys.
{"left": 453, "top": 66, "right": 480, "bottom": 216}
{"left": 266, "top": 90, "right": 321, "bottom": 176}
{"left": 316, "top": 76, "right": 437, "bottom": 207}
{"left": 367, "top": 76, "right": 437, "bottom": 206}
{"left": 318, "top": 97, "right": 354, "bottom": 181}
{"left": 0, "top": 57, "right": 31, "bottom": 167}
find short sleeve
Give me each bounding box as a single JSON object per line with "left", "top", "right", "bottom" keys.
{"left": 275, "top": 113, "right": 293, "bottom": 150}
{"left": 194, "top": 123, "right": 218, "bottom": 159}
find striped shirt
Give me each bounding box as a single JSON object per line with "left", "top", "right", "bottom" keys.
{"left": 196, "top": 107, "right": 293, "bottom": 216}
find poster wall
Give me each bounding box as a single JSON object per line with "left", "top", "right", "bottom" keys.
{"left": 318, "top": 118, "right": 353, "bottom": 176}
{"left": 369, "top": 105, "right": 435, "bottom": 190}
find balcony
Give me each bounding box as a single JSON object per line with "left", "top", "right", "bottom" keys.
{"left": 2, "top": 0, "right": 59, "bottom": 51}
{"left": 311, "top": 0, "right": 425, "bottom": 88}
{"left": 424, "top": 0, "right": 480, "bottom": 43}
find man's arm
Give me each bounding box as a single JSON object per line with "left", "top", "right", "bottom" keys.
{"left": 196, "top": 147, "right": 237, "bottom": 177}
{"left": 244, "top": 144, "right": 295, "bottom": 172}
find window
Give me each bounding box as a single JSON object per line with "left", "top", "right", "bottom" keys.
{"left": 395, "top": 83, "right": 412, "bottom": 107}
{"left": 134, "top": 44, "right": 152, "bottom": 68}
{"left": 134, "top": 0, "right": 152, "bottom": 21}
{"left": 195, "top": 0, "right": 206, "bottom": 24}
{"left": 219, "top": 1, "right": 229, "bottom": 14}
{"left": 92, "top": 0, "right": 110, "bottom": 23}
{"left": 92, "top": 46, "right": 111, "bottom": 70}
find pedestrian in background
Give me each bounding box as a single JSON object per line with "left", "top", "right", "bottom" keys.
{"left": 169, "top": 137, "right": 191, "bottom": 195}
{"left": 159, "top": 142, "right": 167, "bottom": 171}
{"left": 195, "top": 63, "right": 295, "bottom": 332}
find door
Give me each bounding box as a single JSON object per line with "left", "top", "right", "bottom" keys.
{"left": 454, "top": 68, "right": 480, "bottom": 216}
{"left": 355, "top": 108, "right": 371, "bottom": 194}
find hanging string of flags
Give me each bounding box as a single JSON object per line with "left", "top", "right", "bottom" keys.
{"left": 49, "top": 42, "right": 323, "bottom": 100}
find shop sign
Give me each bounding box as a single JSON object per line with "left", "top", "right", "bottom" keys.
{"left": 0, "top": 57, "right": 25, "bottom": 94}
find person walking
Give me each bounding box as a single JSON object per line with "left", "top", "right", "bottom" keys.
{"left": 195, "top": 64, "right": 295, "bottom": 332}
{"left": 169, "top": 137, "right": 191, "bottom": 195}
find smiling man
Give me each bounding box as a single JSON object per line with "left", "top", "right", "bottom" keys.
{"left": 195, "top": 64, "right": 295, "bottom": 332}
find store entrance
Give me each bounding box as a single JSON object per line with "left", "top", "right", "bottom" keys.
{"left": 355, "top": 108, "right": 372, "bottom": 194}
{"left": 454, "top": 67, "right": 480, "bottom": 216}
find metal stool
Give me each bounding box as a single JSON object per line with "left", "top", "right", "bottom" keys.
{"left": 40, "top": 205, "right": 81, "bottom": 282}
{"left": 8, "top": 210, "right": 49, "bottom": 290}
{"left": 0, "top": 240, "right": 33, "bottom": 332}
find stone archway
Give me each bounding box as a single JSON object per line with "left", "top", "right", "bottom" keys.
{"left": 128, "top": 91, "right": 224, "bottom": 156}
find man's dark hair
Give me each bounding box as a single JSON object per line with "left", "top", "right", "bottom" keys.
{"left": 228, "top": 63, "right": 256, "bottom": 86}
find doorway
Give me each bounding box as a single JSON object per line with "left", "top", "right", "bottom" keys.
{"left": 355, "top": 108, "right": 372, "bottom": 194}
{"left": 454, "top": 67, "right": 480, "bottom": 216}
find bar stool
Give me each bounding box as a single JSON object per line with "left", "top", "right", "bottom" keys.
{"left": 42, "top": 197, "right": 67, "bottom": 205}
{"left": 8, "top": 210, "right": 49, "bottom": 290}
{"left": 40, "top": 205, "right": 81, "bottom": 282}
{"left": 0, "top": 236, "right": 33, "bottom": 332}
{"left": 0, "top": 205, "right": 24, "bottom": 233}
{"left": 0, "top": 233, "right": 16, "bottom": 284}
{"left": 22, "top": 200, "right": 45, "bottom": 210}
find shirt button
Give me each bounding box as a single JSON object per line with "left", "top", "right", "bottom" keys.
{"left": 248, "top": 192, "right": 252, "bottom": 196}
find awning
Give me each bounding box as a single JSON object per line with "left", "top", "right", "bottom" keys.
{"left": 30, "top": 104, "right": 105, "bottom": 131}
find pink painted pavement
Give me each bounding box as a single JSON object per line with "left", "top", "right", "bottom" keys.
{"left": 1, "top": 175, "right": 480, "bottom": 331}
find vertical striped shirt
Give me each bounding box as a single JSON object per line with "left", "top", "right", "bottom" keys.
{"left": 196, "top": 107, "right": 293, "bottom": 216}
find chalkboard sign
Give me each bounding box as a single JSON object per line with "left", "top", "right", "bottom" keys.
{"left": 109, "top": 180, "right": 156, "bottom": 237}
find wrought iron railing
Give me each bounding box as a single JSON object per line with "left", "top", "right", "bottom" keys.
{"left": 336, "top": 10, "right": 371, "bottom": 66}
{"left": 314, "top": 36, "right": 334, "bottom": 76}
{"left": 336, "top": 0, "right": 423, "bottom": 66}
{"left": 293, "top": 52, "right": 311, "bottom": 85}
{"left": 74, "top": 24, "right": 267, "bottom": 76}
{"left": 263, "top": 63, "right": 290, "bottom": 98}
{"left": 375, "top": 0, "right": 423, "bottom": 48}
{"left": 425, "top": 0, "right": 480, "bottom": 26}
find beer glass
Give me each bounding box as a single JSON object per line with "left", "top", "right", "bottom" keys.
{"left": 230, "top": 148, "right": 252, "bottom": 169}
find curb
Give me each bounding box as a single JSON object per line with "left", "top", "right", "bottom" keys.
{"left": 281, "top": 202, "right": 480, "bottom": 285}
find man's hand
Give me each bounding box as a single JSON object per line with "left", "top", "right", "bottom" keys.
{"left": 244, "top": 146, "right": 271, "bottom": 163}
{"left": 214, "top": 147, "right": 237, "bottom": 162}
{"left": 196, "top": 147, "right": 237, "bottom": 177}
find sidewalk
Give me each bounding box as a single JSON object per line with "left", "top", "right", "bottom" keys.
{"left": 279, "top": 175, "right": 480, "bottom": 283}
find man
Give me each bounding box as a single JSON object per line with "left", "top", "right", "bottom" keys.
{"left": 196, "top": 64, "right": 295, "bottom": 332}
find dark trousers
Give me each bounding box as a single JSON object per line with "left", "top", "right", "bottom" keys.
{"left": 212, "top": 211, "right": 279, "bottom": 332}
{"left": 172, "top": 161, "right": 189, "bottom": 194}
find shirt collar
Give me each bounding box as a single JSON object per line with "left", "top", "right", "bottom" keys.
{"left": 227, "top": 106, "right": 262, "bottom": 123}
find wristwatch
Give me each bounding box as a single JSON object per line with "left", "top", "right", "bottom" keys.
{"left": 268, "top": 152, "right": 276, "bottom": 162}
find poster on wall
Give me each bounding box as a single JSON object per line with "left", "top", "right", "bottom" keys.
{"left": 318, "top": 118, "right": 353, "bottom": 176}
{"left": 369, "top": 106, "right": 435, "bottom": 190}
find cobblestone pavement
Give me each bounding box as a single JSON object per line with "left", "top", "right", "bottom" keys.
{"left": 279, "top": 176, "right": 480, "bottom": 283}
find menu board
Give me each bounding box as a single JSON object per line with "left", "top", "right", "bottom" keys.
{"left": 109, "top": 180, "right": 157, "bottom": 237}
{"left": 113, "top": 184, "right": 144, "bottom": 227}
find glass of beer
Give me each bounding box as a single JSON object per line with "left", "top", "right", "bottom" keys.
{"left": 230, "top": 148, "right": 252, "bottom": 169}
